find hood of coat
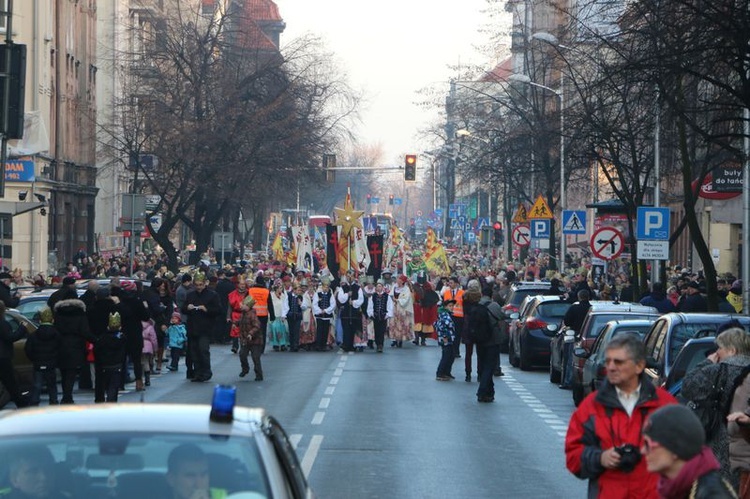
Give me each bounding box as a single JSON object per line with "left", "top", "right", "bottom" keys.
{"left": 54, "top": 298, "right": 87, "bottom": 315}
{"left": 463, "top": 288, "right": 482, "bottom": 305}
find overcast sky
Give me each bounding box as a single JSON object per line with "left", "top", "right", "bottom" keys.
{"left": 279, "top": 0, "right": 497, "bottom": 165}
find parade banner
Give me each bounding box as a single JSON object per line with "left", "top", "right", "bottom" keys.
{"left": 353, "top": 227, "right": 371, "bottom": 274}
{"left": 424, "top": 227, "right": 439, "bottom": 260}
{"left": 292, "top": 226, "right": 314, "bottom": 273}
{"left": 425, "top": 245, "right": 451, "bottom": 275}
{"left": 271, "top": 232, "right": 284, "bottom": 262}
{"left": 325, "top": 223, "right": 339, "bottom": 278}
{"left": 367, "top": 234, "right": 384, "bottom": 279}
{"left": 384, "top": 224, "right": 403, "bottom": 270}
{"left": 337, "top": 228, "right": 352, "bottom": 273}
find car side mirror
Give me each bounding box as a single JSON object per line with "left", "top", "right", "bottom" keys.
{"left": 509, "top": 312, "right": 519, "bottom": 320}
{"left": 573, "top": 347, "right": 589, "bottom": 358}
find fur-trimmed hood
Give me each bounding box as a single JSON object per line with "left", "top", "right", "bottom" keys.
{"left": 54, "top": 298, "right": 86, "bottom": 314}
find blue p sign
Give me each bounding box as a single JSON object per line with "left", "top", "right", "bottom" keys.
{"left": 636, "top": 207, "right": 670, "bottom": 240}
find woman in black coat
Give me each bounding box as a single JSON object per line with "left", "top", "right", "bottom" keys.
{"left": 54, "top": 298, "right": 95, "bottom": 404}
{"left": 111, "top": 281, "right": 149, "bottom": 391}
{"left": 0, "top": 302, "right": 28, "bottom": 408}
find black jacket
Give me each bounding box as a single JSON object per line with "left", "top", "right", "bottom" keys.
{"left": 87, "top": 297, "right": 118, "bottom": 337}
{"left": 679, "top": 293, "right": 708, "bottom": 313}
{"left": 563, "top": 301, "right": 591, "bottom": 335}
{"left": 690, "top": 469, "right": 737, "bottom": 499}
{"left": 54, "top": 298, "right": 95, "bottom": 369}
{"left": 94, "top": 329, "right": 126, "bottom": 368}
{"left": 47, "top": 286, "right": 78, "bottom": 311}
{"left": 24, "top": 324, "right": 60, "bottom": 368}
{"left": 0, "top": 317, "right": 25, "bottom": 359}
{"left": 112, "top": 288, "right": 150, "bottom": 351}
{"left": 0, "top": 281, "right": 18, "bottom": 308}
{"left": 183, "top": 288, "right": 221, "bottom": 337}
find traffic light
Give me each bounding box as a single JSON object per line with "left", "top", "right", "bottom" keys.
{"left": 389, "top": 194, "right": 394, "bottom": 205}
{"left": 366, "top": 194, "right": 371, "bottom": 204}
{"left": 493, "top": 221, "right": 503, "bottom": 246}
{"left": 404, "top": 154, "right": 417, "bottom": 181}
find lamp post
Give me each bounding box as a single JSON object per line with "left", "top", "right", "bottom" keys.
{"left": 509, "top": 73, "right": 565, "bottom": 273}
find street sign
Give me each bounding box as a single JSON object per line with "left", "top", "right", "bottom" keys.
{"left": 530, "top": 219, "right": 551, "bottom": 239}
{"left": 144, "top": 195, "right": 161, "bottom": 213}
{"left": 148, "top": 214, "right": 162, "bottom": 232}
{"left": 416, "top": 210, "right": 423, "bottom": 217}
{"left": 528, "top": 195, "right": 553, "bottom": 219}
{"left": 512, "top": 225, "right": 531, "bottom": 247}
{"left": 394, "top": 198, "right": 402, "bottom": 205}
{"left": 371, "top": 197, "right": 380, "bottom": 204}
{"left": 466, "top": 232, "right": 476, "bottom": 243}
{"left": 363, "top": 216, "right": 377, "bottom": 233}
{"left": 212, "top": 231, "right": 233, "bottom": 252}
{"left": 590, "top": 227, "right": 625, "bottom": 261}
{"left": 450, "top": 218, "right": 460, "bottom": 230}
{"left": 512, "top": 203, "right": 528, "bottom": 223}
{"left": 434, "top": 208, "right": 443, "bottom": 217}
{"left": 637, "top": 240, "right": 669, "bottom": 260}
{"left": 477, "top": 217, "right": 490, "bottom": 229}
{"left": 562, "top": 210, "right": 587, "bottom": 234}
{"left": 636, "top": 207, "right": 670, "bottom": 240}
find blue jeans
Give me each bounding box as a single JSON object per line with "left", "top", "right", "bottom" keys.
{"left": 437, "top": 344, "right": 455, "bottom": 377}
{"left": 31, "top": 367, "right": 57, "bottom": 405}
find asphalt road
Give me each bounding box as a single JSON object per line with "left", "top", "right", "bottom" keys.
{"left": 42, "top": 341, "right": 588, "bottom": 498}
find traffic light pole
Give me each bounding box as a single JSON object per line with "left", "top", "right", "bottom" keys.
{"left": 0, "top": 0, "right": 15, "bottom": 198}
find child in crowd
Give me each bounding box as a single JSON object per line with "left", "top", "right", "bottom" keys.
{"left": 166, "top": 313, "right": 187, "bottom": 372}
{"left": 94, "top": 312, "right": 126, "bottom": 402}
{"left": 435, "top": 299, "right": 457, "bottom": 381}
{"left": 24, "top": 307, "right": 60, "bottom": 405}
{"left": 141, "top": 319, "right": 158, "bottom": 387}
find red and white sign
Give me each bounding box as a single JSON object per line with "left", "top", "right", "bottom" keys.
{"left": 590, "top": 227, "right": 625, "bottom": 261}
{"left": 512, "top": 225, "right": 531, "bottom": 247}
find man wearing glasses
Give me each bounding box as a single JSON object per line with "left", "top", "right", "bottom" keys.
{"left": 565, "top": 334, "right": 676, "bottom": 498}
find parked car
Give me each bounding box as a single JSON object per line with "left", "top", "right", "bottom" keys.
{"left": 577, "top": 319, "right": 655, "bottom": 398}
{"left": 15, "top": 288, "right": 84, "bottom": 322}
{"left": 499, "top": 281, "right": 564, "bottom": 353}
{"left": 509, "top": 296, "right": 571, "bottom": 371}
{"left": 549, "top": 300, "right": 660, "bottom": 405}
{"left": 664, "top": 336, "right": 717, "bottom": 398}
{"left": 0, "top": 309, "right": 38, "bottom": 409}
{"left": 643, "top": 313, "right": 750, "bottom": 387}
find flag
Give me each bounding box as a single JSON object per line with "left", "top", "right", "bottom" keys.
{"left": 325, "top": 223, "right": 339, "bottom": 278}
{"left": 384, "top": 224, "right": 402, "bottom": 270}
{"left": 271, "top": 232, "right": 284, "bottom": 261}
{"left": 424, "top": 227, "right": 439, "bottom": 260}
{"left": 293, "top": 226, "right": 314, "bottom": 273}
{"left": 367, "top": 234, "right": 384, "bottom": 278}
{"left": 353, "top": 227, "right": 371, "bottom": 274}
{"left": 425, "top": 244, "right": 451, "bottom": 275}
{"left": 337, "top": 228, "right": 352, "bottom": 274}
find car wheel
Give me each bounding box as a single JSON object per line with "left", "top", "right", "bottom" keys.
{"left": 519, "top": 339, "right": 532, "bottom": 371}
{"left": 549, "top": 362, "right": 561, "bottom": 384}
{"left": 509, "top": 338, "right": 520, "bottom": 368}
{"left": 572, "top": 382, "right": 584, "bottom": 407}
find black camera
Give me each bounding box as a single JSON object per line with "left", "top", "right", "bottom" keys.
{"left": 615, "top": 444, "right": 642, "bottom": 473}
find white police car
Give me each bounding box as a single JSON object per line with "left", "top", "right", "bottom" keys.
{"left": 0, "top": 386, "right": 314, "bottom": 498}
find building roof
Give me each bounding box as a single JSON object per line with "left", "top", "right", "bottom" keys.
{"left": 245, "top": 0, "right": 283, "bottom": 22}
{"left": 481, "top": 57, "right": 513, "bottom": 83}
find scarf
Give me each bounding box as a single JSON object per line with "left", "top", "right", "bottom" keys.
{"left": 657, "top": 447, "right": 720, "bottom": 499}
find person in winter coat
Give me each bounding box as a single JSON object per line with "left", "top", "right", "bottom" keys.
{"left": 182, "top": 273, "right": 221, "bottom": 382}
{"left": 111, "top": 280, "right": 150, "bottom": 391}
{"left": 24, "top": 307, "right": 60, "bottom": 405}
{"left": 475, "top": 285, "right": 504, "bottom": 400}
{"left": 54, "top": 297, "right": 95, "bottom": 404}
{"left": 141, "top": 319, "right": 158, "bottom": 387}
{"left": 367, "top": 281, "right": 393, "bottom": 353}
{"left": 640, "top": 282, "right": 677, "bottom": 314}
{"left": 461, "top": 281, "right": 483, "bottom": 383}
{"left": 728, "top": 280, "right": 743, "bottom": 314}
{"left": 238, "top": 296, "right": 264, "bottom": 381}
{"left": 166, "top": 313, "right": 187, "bottom": 371}
{"left": 0, "top": 301, "right": 28, "bottom": 408}
{"left": 682, "top": 327, "right": 750, "bottom": 486}
{"left": 435, "top": 300, "right": 457, "bottom": 380}
{"left": 642, "top": 404, "right": 736, "bottom": 499}
{"left": 679, "top": 282, "right": 708, "bottom": 312}
{"left": 94, "top": 312, "right": 126, "bottom": 402}
{"left": 418, "top": 281, "right": 440, "bottom": 345}
{"left": 566, "top": 333, "right": 677, "bottom": 499}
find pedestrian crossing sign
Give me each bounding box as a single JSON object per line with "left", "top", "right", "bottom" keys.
{"left": 529, "top": 195, "right": 553, "bottom": 219}
{"left": 562, "top": 210, "right": 587, "bottom": 234}
{"left": 511, "top": 203, "right": 529, "bottom": 223}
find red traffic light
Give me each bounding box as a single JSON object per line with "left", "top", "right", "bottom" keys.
{"left": 493, "top": 222, "right": 502, "bottom": 230}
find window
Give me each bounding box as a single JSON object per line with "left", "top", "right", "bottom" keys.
{"left": 0, "top": 0, "right": 7, "bottom": 32}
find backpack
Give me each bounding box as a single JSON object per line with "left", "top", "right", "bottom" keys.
{"left": 467, "top": 303, "right": 494, "bottom": 344}
{"left": 686, "top": 363, "right": 750, "bottom": 441}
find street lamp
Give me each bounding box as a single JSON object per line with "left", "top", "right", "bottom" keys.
{"left": 509, "top": 72, "right": 565, "bottom": 273}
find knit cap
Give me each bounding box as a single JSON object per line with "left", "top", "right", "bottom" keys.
{"left": 643, "top": 405, "right": 704, "bottom": 460}
{"left": 38, "top": 307, "right": 54, "bottom": 324}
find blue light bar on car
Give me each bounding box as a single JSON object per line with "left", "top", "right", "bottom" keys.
{"left": 210, "top": 385, "right": 236, "bottom": 423}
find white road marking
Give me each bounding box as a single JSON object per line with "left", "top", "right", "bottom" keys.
{"left": 319, "top": 398, "right": 330, "bottom": 409}
{"left": 338, "top": 362, "right": 346, "bottom": 368}
{"left": 330, "top": 377, "right": 339, "bottom": 385}
{"left": 334, "top": 368, "right": 343, "bottom": 376}
{"left": 289, "top": 434, "right": 302, "bottom": 450}
{"left": 325, "top": 386, "right": 335, "bottom": 395}
{"left": 311, "top": 412, "right": 325, "bottom": 425}
{"left": 301, "top": 435, "right": 324, "bottom": 477}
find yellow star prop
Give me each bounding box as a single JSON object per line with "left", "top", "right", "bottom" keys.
{"left": 334, "top": 198, "right": 364, "bottom": 238}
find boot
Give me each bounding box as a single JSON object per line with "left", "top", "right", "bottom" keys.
{"left": 144, "top": 372, "right": 151, "bottom": 387}
{"left": 135, "top": 378, "right": 144, "bottom": 391}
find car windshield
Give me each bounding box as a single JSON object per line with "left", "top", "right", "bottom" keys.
{"left": 668, "top": 323, "right": 723, "bottom": 366}
{"left": 510, "top": 288, "right": 549, "bottom": 307}
{"left": 0, "top": 433, "right": 271, "bottom": 499}
{"left": 586, "top": 314, "right": 656, "bottom": 338}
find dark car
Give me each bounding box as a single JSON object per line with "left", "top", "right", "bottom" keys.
{"left": 577, "top": 319, "right": 655, "bottom": 398}
{"left": 499, "top": 281, "right": 563, "bottom": 353}
{"left": 549, "top": 301, "right": 660, "bottom": 405}
{"left": 643, "top": 313, "right": 750, "bottom": 387}
{"left": 0, "top": 309, "right": 38, "bottom": 409}
{"left": 509, "top": 296, "right": 571, "bottom": 371}
{"left": 664, "top": 336, "right": 717, "bottom": 398}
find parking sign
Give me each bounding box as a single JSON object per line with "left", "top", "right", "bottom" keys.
{"left": 636, "top": 207, "right": 670, "bottom": 240}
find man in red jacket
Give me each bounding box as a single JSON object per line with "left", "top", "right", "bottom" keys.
{"left": 565, "top": 333, "right": 677, "bottom": 498}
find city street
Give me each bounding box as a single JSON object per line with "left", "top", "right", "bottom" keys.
{"left": 60, "top": 342, "right": 586, "bottom": 498}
